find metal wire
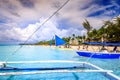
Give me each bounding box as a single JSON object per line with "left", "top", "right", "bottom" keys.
{"left": 4, "top": 0, "right": 70, "bottom": 63}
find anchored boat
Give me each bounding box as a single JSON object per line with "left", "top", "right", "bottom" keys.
{"left": 76, "top": 42, "right": 120, "bottom": 59}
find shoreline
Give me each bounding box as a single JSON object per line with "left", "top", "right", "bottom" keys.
{"left": 30, "top": 44, "right": 120, "bottom": 53}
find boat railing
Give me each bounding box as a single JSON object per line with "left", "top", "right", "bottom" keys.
{"left": 0, "top": 60, "right": 120, "bottom": 80}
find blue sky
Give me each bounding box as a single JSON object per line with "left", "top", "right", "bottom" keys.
{"left": 0, "top": 0, "right": 120, "bottom": 44}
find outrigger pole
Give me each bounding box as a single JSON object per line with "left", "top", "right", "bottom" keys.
{"left": 0, "top": 60, "right": 120, "bottom": 80}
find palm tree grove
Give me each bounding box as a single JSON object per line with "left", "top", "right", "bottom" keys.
{"left": 36, "top": 17, "right": 120, "bottom": 45}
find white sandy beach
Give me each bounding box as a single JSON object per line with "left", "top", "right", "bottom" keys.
{"left": 71, "top": 45, "right": 120, "bottom": 52}
{"left": 39, "top": 45, "right": 120, "bottom": 53}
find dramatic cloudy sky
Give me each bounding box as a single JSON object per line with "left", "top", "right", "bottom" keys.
{"left": 0, "top": 0, "right": 120, "bottom": 44}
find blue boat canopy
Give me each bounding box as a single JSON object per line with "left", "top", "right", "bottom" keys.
{"left": 83, "top": 42, "right": 120, "bottom": 46}
{"left": 55, "top": 35, "right": 66, "bottom": 46}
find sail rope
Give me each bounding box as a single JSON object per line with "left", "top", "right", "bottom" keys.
{"left": 83, "top": 44, "right": 97, "bottom": 62}
{"left": 4, "top": 0, "right": 70, "bottom": 63}
{"left": 84, "top": 42, "right": 107, "bottom": 62}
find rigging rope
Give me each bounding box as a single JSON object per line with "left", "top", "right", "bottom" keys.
{"left": 5, "top": 0, "right": 70, "bottom": 63}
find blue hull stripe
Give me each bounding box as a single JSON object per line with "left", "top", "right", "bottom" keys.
{"left": 77, "top": 51, "right": 120, "bottom": 59}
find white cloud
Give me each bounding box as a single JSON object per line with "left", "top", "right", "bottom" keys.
{"left": 0, "top": 0, "right": 118, "bottom": 43}
{"left": 0, "top": 18, "right": 68, "bottom": 43}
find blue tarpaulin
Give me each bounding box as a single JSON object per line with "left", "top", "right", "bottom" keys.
{"left": 83, "top": 42, "right": 120, "bottom": 46}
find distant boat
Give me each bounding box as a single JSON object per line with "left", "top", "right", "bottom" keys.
{"left": 76, "top": 42, "right": 120, "bottom": 59}
{"left": 50, "top": 35, "right": 66, "bottom": 46}
{"left": 55, "top": 35, "right": 66, "bottom": 46}
{"left": 50, "top": 35, "right": 73, "bottom": 50}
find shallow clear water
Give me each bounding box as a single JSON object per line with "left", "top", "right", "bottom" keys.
{"left": 0, "top": 45, "right": 120, "bottom": 80}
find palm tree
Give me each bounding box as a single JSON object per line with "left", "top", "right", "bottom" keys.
{"left": 82, "top": 19, "right": 92, "bottom": 36}
{"left": 82, "top": 19, "right": 92, "bottom": 39}
{"left": 101, "top": 20, "right": 114, "bottom": 42}
{"left": 114, "top": 17, "right": 120, "bottom": 41}
{"left": 88, "top": 29, "right": 98, "bottom": 41}
{"left": 72, "top": 34, "right": 75, "bottom": 38}
{"left": 102, "top": 18, "right": 120, "bottom": 42}
{"left": 114, "top": 17, "right": 120, "bottom": 26}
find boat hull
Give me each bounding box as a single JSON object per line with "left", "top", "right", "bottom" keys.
{"left": 76, "top": 51, "right": 120, "bottom": 59}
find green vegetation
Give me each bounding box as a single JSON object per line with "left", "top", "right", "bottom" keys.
{"left": 35, "top": 35, "right": 82, "bottom": 45}
{"left": 35, "top": 40, "right": 53, "bottom": 45}
{"left": 87, "top": 17, "right": 120, "bottom": 42}
{"left": 82, "top": 19, "right": 93, "bottom": 35}
{"left": 36, "top": 17, "right": 120, "bottom": 45}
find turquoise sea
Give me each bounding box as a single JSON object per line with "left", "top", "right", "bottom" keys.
{"left": 0, "top": 45, "right": 120, "bottom": 80}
